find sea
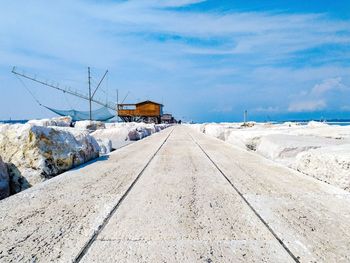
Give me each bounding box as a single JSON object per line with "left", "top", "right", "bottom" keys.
{"left": 1, "top": 119, "right": 350, "bottom": 126}
{"left": 0, "top": 120, "right": 28, "bottom": 124}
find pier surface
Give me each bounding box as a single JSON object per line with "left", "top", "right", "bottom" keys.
{"left": 1, "top": 126, "right": 350, "bottom": 262}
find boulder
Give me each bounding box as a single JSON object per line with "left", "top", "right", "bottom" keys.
{"left": 91, "top": 126, "right": 130, "bottom": 150}
{"left": 241, "top": 121, "right": 255, "bottom": 128}
{"left": 27, "top": 116, "right": 72, "bottom": 127}
{"left": 91, "top": 122, "right": 170, "bottom": 152}
{"left": 95, "top": 138, "right": 113, "bottom": 155}
{"left": 0, "top": 156, "right": 10, "bottom": 200}
{"left": 0, "top": 124, "right": 100, "bottom": 193}
{"left": 74, "top": 120, "right": 105, "bottom": 131}
{"left": 295, "top": 144, "right": 350, "bottom": 191}
{"left": 203, "top": 124, "right": 226, "bottom": 140}
{"left": 307, "top": 121, "right": 328, "bottom": 128}
{"left": 256, "top": 134, "right": 343, "bottom": 166}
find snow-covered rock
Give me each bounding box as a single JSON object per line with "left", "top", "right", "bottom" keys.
{"left": 27, "top": 116, "right": 72, "bottom": 127}
{"left": 91, "top": 126, "right": 130, "bottom": 151}
{"left": 188, "top": 121, "right": 350, "bottom": 191}
{"left": 95, "top": 138, "right": 113, "bottom": 155}
{"left": 0, "top": 124, "right": 100, "bottom": 193}
{"left": 186, "top": 123, "right": 206, "bottom": 133}
{"left": 91, "top": 122, "right": 170, "bottom": 153}
{"left": 203, "top": 124, "right": 226, "bottom": 140}
{"left": 256, "top": 134, "right": 344, "bottom": 166}
{"left": 307, "top": 121, "right": 328, "bottom": 128}
{"left": 295, "top": 144, "right": 350, "bottom": 191}
{"left": 0, "top": 156, "right": 10, "bottom": 200}
{"left": 75, "top": 120, "right": 105, "bottom": 131}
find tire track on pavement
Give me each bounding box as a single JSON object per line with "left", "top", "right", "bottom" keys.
{"left": 74, "top": 127, "right": 175, "bottom": 263}
{"left": 189, "top": 133, "right": 300, "bottom": 263}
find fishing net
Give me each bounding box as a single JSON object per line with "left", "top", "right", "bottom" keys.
{"left": 44, "top": 106, "right": 115, "bottom": 121}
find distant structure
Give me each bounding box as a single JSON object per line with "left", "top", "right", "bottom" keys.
{"left": 12, "top": 67, "right": 176, "bottom": 123}
{"left": 161, "top": 113, "right": 176, "bottom": 124}
{"left": 12, "top": 66, "right": 115, "bottom": 121}
{"left": 118, "top": 100, "right": 163, "bottom": 123}
{"left": 244, "top": 110, "right": 248, "bottom": 123}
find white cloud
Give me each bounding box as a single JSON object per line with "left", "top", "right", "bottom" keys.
{"left": 311, "top": 77, "right": 345, "bottom": 95}
{"left": 254, "top": 106, "right": 280, "bottom": 113}
{"left": 210, "top": 105, "right": 233, "bottom": 113}
{"left": 341, "top": 105, "right": 350, "bottom": 111}
{"left": 154, "top": 0, "right": 207, "bottom": 7}
{"left": 288, "top": 100, "right": 326, "bottom": 112}
{"left": 287, "top": 77, "right": 350, "bottom": 112}
{"left": 1, "top": 0, "right": 350, "bottom": 120}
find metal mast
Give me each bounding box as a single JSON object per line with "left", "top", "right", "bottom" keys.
{"left": 12, "top": 66, "right": 115, "bottom": 111}
{"left": 116, "top": 89, "right": 119, "bottom": 122}
{"left": 88, "top": 67, "right": 92, "bottom": 120}
{"left": 244, "top": 110, "right": 248, "bottom": 124}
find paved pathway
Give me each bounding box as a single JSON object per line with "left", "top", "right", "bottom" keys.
{"left": 1, "top": 126, "right": 350, "bottom": 262}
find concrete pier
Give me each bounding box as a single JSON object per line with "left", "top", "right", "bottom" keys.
{"left": 1, "top": 126, "right": 350, "bottom": 262}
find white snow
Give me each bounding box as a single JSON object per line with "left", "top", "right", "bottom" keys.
{"left": 0, "top": 117, "right": 171, "bottom": 198}
{"left": 296, "top": 144, "right": 350, "bottom": 191}
{"left": 91, "top": 122, "right": 170, "bottom": 153}
{"left": 27, "top": 116, "right": 72, "bottom": 127}
{"left": 0, "top": 123, "right": 100, "bottom": 193}
{"left": 256, "top": 134, "right": 344, "bottom": 166}
{"left": 74, "top": 120, "right": 106, "bottom": 130}
{"left": 189, "top": 121, "right": 350, "bottom": 191}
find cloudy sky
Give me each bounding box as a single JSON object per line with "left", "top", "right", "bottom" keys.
{"left": 1, "top": 0, "right": 350, "bottom": 122}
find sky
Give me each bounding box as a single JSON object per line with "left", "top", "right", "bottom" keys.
{"left": 0, "top": 0, "right": 350, "bottom": 122}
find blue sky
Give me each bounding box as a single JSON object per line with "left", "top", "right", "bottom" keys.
{"left": 1, "top": 0, "right": 350, "bottom": 122}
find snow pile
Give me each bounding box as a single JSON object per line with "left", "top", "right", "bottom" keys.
{"left": 74, "top": 120, "right": 105, "bottom": 130}
{"left": 256, "top": 134, "right": 344, "bottom": 166}
{"left": 307, "top": 121, "right": 328, "bottom": 128}
{"left": 189, "top": 121, "right": 350, "bottom": 191}
{"left": 0, "top": 123, "right": 100, "bottom": 194}
{"left": 27, "top": 116, "right": 72, "bottom": 127}
{"left": 91, "top": 122, "right": 170, "bottom": 153}
{"left": 0, "top": 156, "right": 9, "bottom": 200}
{"left": 289, "top": 125, "right": 350, "bottom": 139}
{"left": 296, "top": 144, "right": 350, "bottom": 191}
{"left": 0, "top": 116, "right": 171, "bottom": 198}
{"left": 203, "top": 123, "right": 226, "bottom": 140}
{"left": 91, "top": 125, "right": 130, "bottom": 152}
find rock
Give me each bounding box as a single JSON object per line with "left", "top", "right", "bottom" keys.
{"left": 188, "top": 122, "right": 350, "bottom": 192}
{"left": 91, "top": 122, "right": 170, "bottom": 152}
{"left": 307, "top": 121, "right": 328, "bottom": 128}
{"left": 203, "top": 124, "right": 226, "bottom": 140}
{"left": 0, "top": 156, "right": 10, "bottom": 200}
{"left": 91, "top": 126, "right": 130, "bottom": 150}
{"left": 283, "top": 121, "right": 300, "bottom": 127}
{"left": 75, "top": 120, "right": 105, "bottom": 131}
{"left": 27, "top": 116, "right": 72, "bottom": 127}
{"left": 295, "top": 144, "right": 350, "bottom": 191}
{"left": 186, "top": 123, "right": 206, "bottom": 133}
{"left": 0, "top": 124, "right": 100, "bottom": 194}
{"left": 128, "top": 129, "right": 144, "bottom": 141}
{"left": 256, "top": 134, "right": 344, "bottom": 166}
{"left": 95, "top": 138, "right": 113, "bottom": 155}
{"left": 241, "top": 122, "right": 255, "bottom": 128}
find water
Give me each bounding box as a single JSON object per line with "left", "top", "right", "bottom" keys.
{"left": 1, "top": 119, "right": 350, "bottom": 126}
{"left": 0, "top": 120, "right": 28, "bottom": 124}
{"left": 326, "top": 122, "right": 350, "bottom": 126}
{"left": 272, "top": 120, "right": 350, "bottom": 126}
